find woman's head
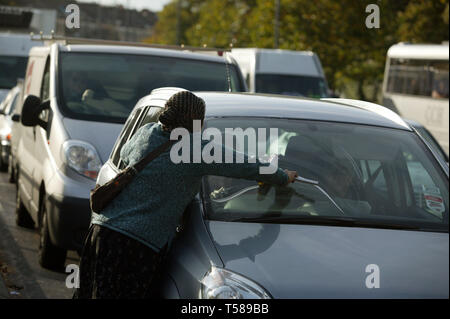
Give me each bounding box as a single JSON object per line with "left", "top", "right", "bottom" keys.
{"left": 159, "top": 91, "right": 206, "bottom": 132}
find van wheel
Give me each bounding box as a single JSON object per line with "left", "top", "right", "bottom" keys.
{"left": 38, "top": 201, "right": 67, "bottom": 271}
{"left": 8, "top": 158, "right": 15, "bottom": 183}
{"left": 0, "top": 146, "right": 6, "bottom": 171}
{"left": 15, "top": 183, "right": 35, "bottom": 229}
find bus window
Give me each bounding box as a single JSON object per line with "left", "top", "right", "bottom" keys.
{"left": 387, "top": 59, "right": 449, "bottom": 99}
{"left": 431, "top": 61, "right": 449, "bottom": 99}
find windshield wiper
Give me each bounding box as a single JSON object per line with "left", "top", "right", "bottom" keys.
{"left": 231, "top": 215, "right": 422, "bottom": 230}
{"left": 295, "top": 176, "right": 345, "bottom": 215}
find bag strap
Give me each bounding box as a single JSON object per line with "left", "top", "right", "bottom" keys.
{"left": 132, "top": 139, "right": 176, "bottom": 173}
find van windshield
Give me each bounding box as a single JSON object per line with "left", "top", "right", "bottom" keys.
{"left": 0, "top": 56, "right": 28, "bottom": 89}
{"left": 58, "top": 52, "right": 243, "bottom": 123}
{"left": 255, "top": 73, "right": 328, "bottom": 98}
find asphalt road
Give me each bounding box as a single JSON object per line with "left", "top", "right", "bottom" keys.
{"left": 0, "top": 169, "right": 78, "bottom": 299}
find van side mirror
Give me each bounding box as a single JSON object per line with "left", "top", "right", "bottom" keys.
{"left": 0, "top": 109, "right": 4, "bottom": 115}
{"left": 12, "top": 114, "right": 21, "bottom": 122}
{"left": 21, "top": 95, "right": 49, "bottom": 129}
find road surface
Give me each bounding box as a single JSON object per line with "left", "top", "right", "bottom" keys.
{"left": 0, "top": 169, "right": 78, "bottom": 299}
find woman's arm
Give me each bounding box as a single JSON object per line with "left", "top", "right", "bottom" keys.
{"left": 188, "top": 143, "right": 290, "bottom": 186}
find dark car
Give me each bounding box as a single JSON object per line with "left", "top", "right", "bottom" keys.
{"left": 97, "top": 88, "right": 449, "bottom": 299}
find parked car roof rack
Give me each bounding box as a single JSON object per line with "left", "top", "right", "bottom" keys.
{"left": 29, "top": 32, "right": 231, "bottom": 53}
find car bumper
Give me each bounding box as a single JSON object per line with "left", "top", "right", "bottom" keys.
{"left": 46, "top": 194, "right": 91, "bottom": 251}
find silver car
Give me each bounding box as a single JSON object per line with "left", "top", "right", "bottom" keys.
{"left": 0, "top": 82, "right": 22, "bottom": 172}
{"left": 97, "top": 88, "right": 449, "bottom": 298}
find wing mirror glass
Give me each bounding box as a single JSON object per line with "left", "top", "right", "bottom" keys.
{"left": 21, "top": 95, "right": 49, "bottom": 129}
{"left": 11, "top": 114, "right": 21, "bottom": 122}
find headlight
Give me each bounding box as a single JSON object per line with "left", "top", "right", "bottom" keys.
{"left": 61, "top": 140, "right": 102, "bottom": 180}
{"left": 200, "top": 266, "right": 271, "bottom": 299}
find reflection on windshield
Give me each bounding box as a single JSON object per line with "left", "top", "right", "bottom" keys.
{"left": 203, "top": 119, "right": 449, "bottom": 231}
{"left": 59, "top": 52, "right": 243, "bottom": 122}
{"left": 255, "top": 74, "right": 328, "bottom": 98}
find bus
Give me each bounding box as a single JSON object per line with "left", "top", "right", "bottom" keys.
{"left": 382, "top": 42, "right": 449, "bottom": 156}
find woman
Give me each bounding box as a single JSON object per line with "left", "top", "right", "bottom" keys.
{"left": 73, "top": 91, "right": 298, "bottom": 299}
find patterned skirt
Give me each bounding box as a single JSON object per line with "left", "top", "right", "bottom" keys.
{"left": 73, "top": 224, "right": 167, "bottom": 299}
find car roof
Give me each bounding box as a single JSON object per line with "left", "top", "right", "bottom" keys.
{"left": 137, "top": 89, "right": 411, "bottom": 131}
{"left": 57, "top": 44, "right": 229, "bottom": 63}
{"left": 403, "top": 118, "right": 422, "bottom": 128}
{"left": 232, "top": 48, "right": 316, "bottom": 56}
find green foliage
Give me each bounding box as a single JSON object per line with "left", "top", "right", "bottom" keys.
{"left": 397, "top": 0, "right": 449, "bottom": 43}
{"left": 149, "top": 0, "right": 449, "bottom": 102}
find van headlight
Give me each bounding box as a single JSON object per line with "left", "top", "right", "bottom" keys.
{"left": 200, "top": 266, "right": 271, "bottom": 299}
{"left": 61, "top": 140, "right": 102, "bottom": 180}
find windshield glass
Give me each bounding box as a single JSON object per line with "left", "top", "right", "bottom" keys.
{"left": 0, "top": 56, "right": 27, "bottom": 89}
{"left": 58, "top": 52, "right": 243, "bottom": 123}
{"left": 0, "top": 90, "right": 8, "bottom": 104}
{"left": 255, "top": 74, "right": 328, "bottom": 98}
{"left": 203, "top": 118, "right": 448, "bottom": 231}
{"left": 413, "top": 124, "right": 449, "bottom": 162}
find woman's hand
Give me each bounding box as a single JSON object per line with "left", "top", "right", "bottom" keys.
{"left": 284, "top": 169, "right": 298, "bottom": 184}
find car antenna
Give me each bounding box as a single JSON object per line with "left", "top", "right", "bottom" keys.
{"left": 224, "top": 43, "right": 233, "bottom": 92}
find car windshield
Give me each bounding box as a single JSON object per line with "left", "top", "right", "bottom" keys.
{"left": 0, "top": 90, "right": 8, "bottom": 104}
{"left": 255, "top": 73, "right": 328, "bottom": 98}
{"left": 58, "top": 52, "right": 243, "bottom": 123}
{"left": 0, "top": 56, "right": 28, "bottom": 89}
{"left": 203, "top": 118, "right": 449, "bottom": 232}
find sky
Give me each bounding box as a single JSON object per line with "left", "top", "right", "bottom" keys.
{"left": 77, "top": 0, "right": 172, "bottom": 12}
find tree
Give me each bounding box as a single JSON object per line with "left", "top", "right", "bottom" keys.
{"left": 185, "top": 0, "right": 257, "bottom": 48}
{"left": 397, "top": 0, "right": 449, "bottom": 43}
{"left": 149, "top": 0, "right": 449, "bottom": 101}
{"left": 147, "top": 0, "right": 205, "bottom": 45}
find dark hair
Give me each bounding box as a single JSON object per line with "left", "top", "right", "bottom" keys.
{"left": 159, "top": 91, "right": 205, "bottom": 132}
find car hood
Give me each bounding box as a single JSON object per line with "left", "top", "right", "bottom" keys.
{"left": 62, "top": 118, "right": 123, "bottom": 163}
{"left": 207, "top": 221, "right": 449, "bottom": 298}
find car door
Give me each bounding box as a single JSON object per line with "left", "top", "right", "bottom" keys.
{"left": 30, "top": 57, "right": 52, "bottom": 208}
{"left": 18, "top": 55, "right": 47, "bottom": 216}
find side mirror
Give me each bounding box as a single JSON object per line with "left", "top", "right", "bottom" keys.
{"left": 0, "top": 109, "right": 4, "bottom": 115}
{"left": 11, "top": 114, "right": 21, "bottom": 122}
{"left": 21, "top": 95, "right": 49, "bottom": 129}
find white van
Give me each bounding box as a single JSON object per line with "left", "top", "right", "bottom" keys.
{"left": 0, "top": 33, "right": 42, "bottom": 101}
{"left": 231, "top": 48, "right": 330, "bottom": 98}
{"left": 14, "top": 38, "right": 246, "bottom": 270}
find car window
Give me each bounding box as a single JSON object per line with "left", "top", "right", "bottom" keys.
{"left": 4, "top": 91, "right": 18, "bottom": 115}
{"left": 58, "top": 52, "right": 244, "bottom": 123}
{"left": 113, "top": 106, "right": 164, "bottom": 170}
{"left": 1, "top": 91, "right": 13, "bottom": 113}
{"left": 415, "top": 125, "right": 448, "bottom": 162}
{"left": 111, "top": 108, "right": 144, "bottom": 167}
{"left": 140, "top": 106, "right": 163, "bottom": 126}
{"left": 255, "top": 74, "right": 328, "bottom": 98}
{"left": 41, "top": 58, "right": 50, "bottom": 101}
{"left": 203, "top": 119, "right": 448, "bottom": 231}
{"left": 405, "top": 151, "right": 445, "bottom": 219}
{"left": 11, "top": 88, "right": 22, "bottom": 115}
